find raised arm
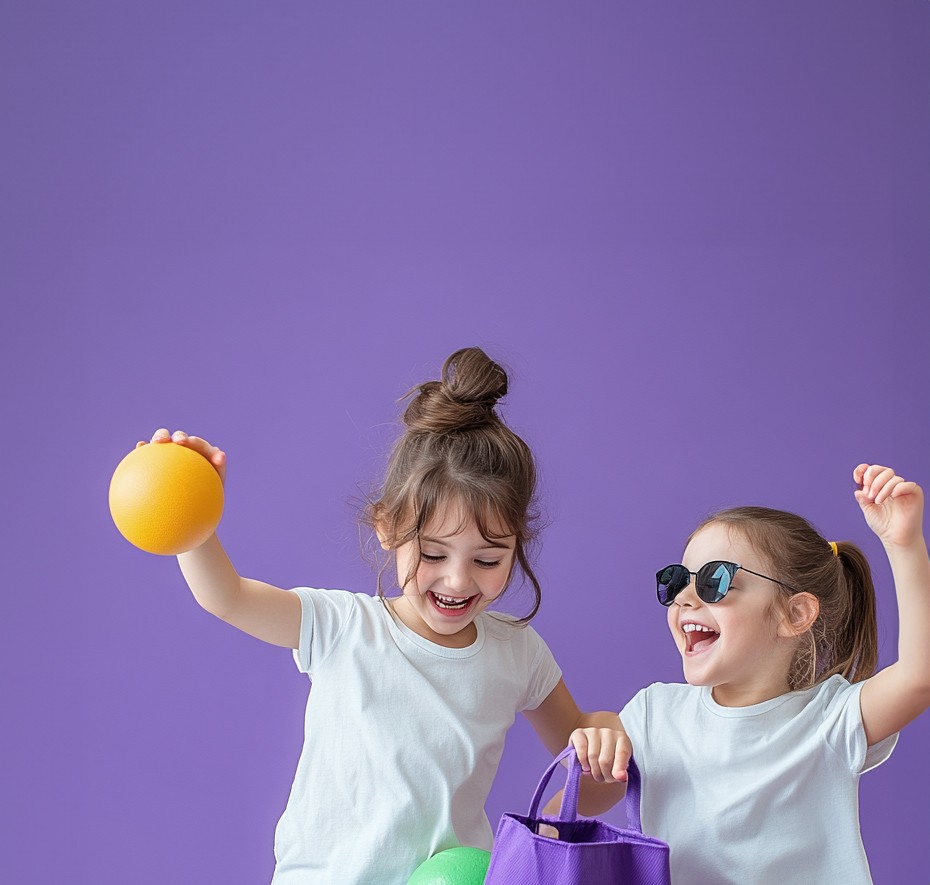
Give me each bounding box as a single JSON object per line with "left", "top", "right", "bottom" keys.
{"left": 143, "top": 429, "right": 301, "bottom": 649}
{"left": 523, "top": 678, "right": 630, "bottom": 817}
{"left": 855, "top": 464, "right": 930, "bottom": 745}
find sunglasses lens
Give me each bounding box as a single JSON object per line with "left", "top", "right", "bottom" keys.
{"left": 656, "top": 565, "right": 689, "bottom": 605}
{"left": 698, "top": 562, "right": 734, "bottom": 603}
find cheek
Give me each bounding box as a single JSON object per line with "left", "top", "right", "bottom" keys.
{"left": 494, "top": 560, "right": 517, "bottom": 594}
{"left": 484, "top": 573, "right": 508, "bottom": 598}
{"left": 397, "top": 555, "right": 424, "bottom": 589}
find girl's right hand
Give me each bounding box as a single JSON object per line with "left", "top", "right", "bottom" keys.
{"left": 137, "top": 428, "right": 227, "bottom": 486}
{"left": 853, "top": 463, "right": 924, "bottom": 549}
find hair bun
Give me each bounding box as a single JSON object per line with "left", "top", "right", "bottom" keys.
{"left": 403, "top": 347, "right": 508, "bottom": 433}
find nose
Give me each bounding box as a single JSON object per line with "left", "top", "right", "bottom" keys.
{"left": 444, "top": 560, "right": 474, "bottom": 595}
{"left": 674, "top": 575, "right": 701, "bottom": 608}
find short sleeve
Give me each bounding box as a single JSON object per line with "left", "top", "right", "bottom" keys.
{"left": 289, "top": 587, "right": 354, "bottom": 675}
{"left": 819, "top": 675, "right": 898, "bottom": 774}
{"left": 619, "top": 686, "right": 652, "bottom": 765}
{"left": 519, "top": 626, "right": 562, "bottom": 711}
{"left": 619, "top": 688, "right": 647, "bottom": 738}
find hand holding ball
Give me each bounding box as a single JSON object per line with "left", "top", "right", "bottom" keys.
{"left": 406, "top": 847, "right": 491, "bottom": 885}
{"left": 109, "top": 440, "right": 224, "bottom": 555}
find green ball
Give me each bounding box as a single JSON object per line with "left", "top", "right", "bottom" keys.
{"left": 407, "top": 846, "right": 491, "bottom": 885}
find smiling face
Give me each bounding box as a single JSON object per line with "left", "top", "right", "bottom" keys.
{"left": 667, "top": 522, "right": 800, "bottom": 706}
{"left": 386, "top": 501, "right": 516, "bottom": 648}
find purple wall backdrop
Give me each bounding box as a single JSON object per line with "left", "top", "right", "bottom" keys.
{"left": 2, "top": 2, "right": 928, "bottom": 882}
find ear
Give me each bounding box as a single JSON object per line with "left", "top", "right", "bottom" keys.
{"left": 371, "top": 503, "right": 392, "bottom": 550}
{"left": 374, "top": 522, "right": 391, "bottom": 551}
{"left": 777, "top": 592, "right": 820, "bottom": 637}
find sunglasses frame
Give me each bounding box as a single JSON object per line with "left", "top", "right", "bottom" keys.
{"left": 656, "top": 560, "right": 799, "bottom": 606}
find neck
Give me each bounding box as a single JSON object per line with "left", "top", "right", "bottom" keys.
{"left": 710, "top": 677, "right": 792, "bottom": 707}
{"left": 386, "top": 596, "right": 478, "bottom": 648}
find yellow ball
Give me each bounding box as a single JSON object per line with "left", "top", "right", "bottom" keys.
{"left": 109, "top": 442, "right": 224, "bottom": 555}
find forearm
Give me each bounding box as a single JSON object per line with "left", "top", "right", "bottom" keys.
{"left": 575, "top": 710, "right": 623, "bottom": 731}
{"left": 549, "top": 711, "right": 629, "bottom": 818}
{"left": 888, "top": 537, "right": 930, "bottom": 690}
{"left": 177, "top": 533, "right": 243, "bottom": 619}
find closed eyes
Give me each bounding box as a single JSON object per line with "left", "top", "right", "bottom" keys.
{"left": 420, "top": 553, "right": 503, "bottom": 568}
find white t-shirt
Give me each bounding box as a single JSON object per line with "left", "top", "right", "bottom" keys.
{"left": 620, "top": 676, "right": 897, "bottom": 885}
{"left": 271, "top": 587, "right": 562, "bottom": 885}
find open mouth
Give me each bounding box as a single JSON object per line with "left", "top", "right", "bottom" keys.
{"left": 428, "top": 591, "right": 476, "bottom": 617}
{"left": 683, "top": 623, "right": 720, "bottom": 654}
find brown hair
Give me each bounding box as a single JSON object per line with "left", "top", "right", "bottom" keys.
{"left": 690, "top": 506, "right": 878, "bottom": 690}
{"left": 366, "top": 347, "right": 542, "bottom": 623}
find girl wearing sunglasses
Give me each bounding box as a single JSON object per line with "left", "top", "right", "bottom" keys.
{"left": 618, "top": 463, "right": 928, "bottom": 884}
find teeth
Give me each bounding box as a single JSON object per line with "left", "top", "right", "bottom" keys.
{"left": 433, "top": 593, "right": 470, "bottom": 609}
{"left": 682, "top": 623, "right": 715, "bottom": 633}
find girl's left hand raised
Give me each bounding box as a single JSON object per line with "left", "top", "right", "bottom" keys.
{"left": 854, "top": 463, "right": 924, "bottom": 549}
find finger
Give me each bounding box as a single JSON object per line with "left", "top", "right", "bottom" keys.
{"left": 183, "top": 436, "right": 227, "bottom": 480}
{"left": 178, "top": 434, "right": 221, "bottom": 459}
{"left": 597, "top": 731, "right": 620, "bottom": 783}
{"left": 890, "top": 480, "right": 920, "bottom": 499}
{"left": 152, "top": 428, "right": 171, "bottom": 443}
{"left": 865, "top": 466, "right": 895, "bottom": 501}
{"left": 171, "top": 429, "right": 189, "bottom": 443}
{"left": 853, "top": 463, "right": 870, "bottom": 485}
{"left": 181, "top": 434, "right": 211, "bottom": 454}
{"left": 863, "top": 463, "right": 890, "bottom": 484}
{"left": 858, "top": 464, "right": 881, "bottom": 498}
{"left": 612, "top": 738, "right": 632, "bottom": 782}
{"left": 586, "top": 731, "right": 610, "bottom": 782}
{"left": 570, "top": 730, "right": 591, "bottom": 773}
{"left": 135, "top": 440, "right": 147, "bottom": 449}
{"left": 874, "top": 475, "right": 904, "bottom": 505}
{"left": 210, "top": 449, "right": 227, "bottom": 483}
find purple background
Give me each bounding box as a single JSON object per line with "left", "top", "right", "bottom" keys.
{"left": 3, "top": 2, "right": 928, "bottom": 882}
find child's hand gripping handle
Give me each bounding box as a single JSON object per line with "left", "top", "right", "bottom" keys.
{"left": 529, "top": 746, "right": 644, "bottom": 832}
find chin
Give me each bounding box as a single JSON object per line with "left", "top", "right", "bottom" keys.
{"left": 680, "top": 662, "right": 716, "bottom": 687}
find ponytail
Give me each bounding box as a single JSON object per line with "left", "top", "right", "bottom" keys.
{"left": 821, "top": 542, "right": 878, "bottom": 684}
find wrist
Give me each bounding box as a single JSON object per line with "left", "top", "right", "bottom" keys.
{"left": 881, "top": 535, "right": 927, "bottom": 556}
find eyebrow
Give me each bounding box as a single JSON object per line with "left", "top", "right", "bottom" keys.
{"left": 420, "top": 535, "right": 515, "bottom": 550}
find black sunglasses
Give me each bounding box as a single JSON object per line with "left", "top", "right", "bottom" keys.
{"left": 656, "top": 560, "right": 798, "bottom": 606}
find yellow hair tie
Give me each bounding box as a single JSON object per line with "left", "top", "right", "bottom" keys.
{"left": 828, "top": 541, "right": 839, "bottom": 557}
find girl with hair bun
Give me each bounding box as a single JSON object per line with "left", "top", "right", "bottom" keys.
{"left": 618, "top": 463, "right": 930, "bottom": 884}
{"left": 138, "top": 347, "right": 628, "bottom": 884}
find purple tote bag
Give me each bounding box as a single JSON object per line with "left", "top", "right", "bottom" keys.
{"left": 485, "top": 747, "right": 670, "bottom": 884}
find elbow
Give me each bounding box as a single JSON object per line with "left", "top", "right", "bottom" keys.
{"left": 195, "top": 593, "right": 238, "bottom": 623}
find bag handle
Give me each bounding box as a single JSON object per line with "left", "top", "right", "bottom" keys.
{"left": 527, "top": 746, "right": 644, "bottom": 832}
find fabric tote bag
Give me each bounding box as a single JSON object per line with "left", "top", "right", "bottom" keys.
{"left": 485, "top": 746, "right": 670, "bottom": 884}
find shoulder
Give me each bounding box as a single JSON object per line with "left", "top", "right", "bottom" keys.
{"left": 290, "top": 586, "right": 378, "bottom": 611}
{"left": 480, "top": 612, "right": 550, "bottom": 651}
{"left": 628, "top": 681, "right": 698, "bottom": 706}
{"left": 290, "top": 589, "right": 389, "bottom": 673}
{"left": 480, "top": 611, "right": 526, "bottom": 639}
{"left": 813, "top": 673, "right": 856, "bottom": 699}
{"left": 804, "top": 674, "right": 861, "bottom": 717}
{"left": 621, "top": 682, "right": 700, "bottom": 723}
{"left": 804, "top": 674, "right": 899, "bottom": 773}
{"left": 289, "top": 587, "right": 387, "bottom": 635}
